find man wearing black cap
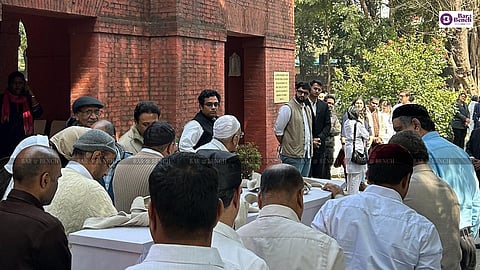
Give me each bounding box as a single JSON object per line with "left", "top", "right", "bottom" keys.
{"left": 312, "top": 143, "right": 442, "bottom": 269}
{"left": 113, "top": 121, "right": 176, "bottom": 212}
{"left": 68, "top": 96, "right": 104, "bottom": 128}
{"left": 392, "top": 103, "right": 480, "bottom": 270}
{"left": 45, "top": 129, "right": 118, "bottom": 234}
{"left": 198, "top": 150, "right": 268, "bottom": 270}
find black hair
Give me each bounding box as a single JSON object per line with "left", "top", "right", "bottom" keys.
{"left": 198, "top": 89, "right": 221, "bottom": 106}
{"left": 389, "top": 130, "right": 429, "bottom": 163}
{"left": 134, "top": 101, "right": 161, "bottom": 123}
{"left": 309, "top": 79, "right": 322, "bottom": 87}
{"left": 295, "top": 81, "right": 311, "bottom": 91}
{"left": 149, "top": 152, "right": 219, "bottom": 235}
{"left": 7, "top": 71, "right": 26, "bottom": 89}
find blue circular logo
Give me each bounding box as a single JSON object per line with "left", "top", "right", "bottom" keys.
{"left": 440, "top": 13, "right": 453, "bottom": 25}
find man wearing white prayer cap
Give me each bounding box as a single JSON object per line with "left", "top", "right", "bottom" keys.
{"left": 196, "top": 115, "right": 243, "bottom": 153}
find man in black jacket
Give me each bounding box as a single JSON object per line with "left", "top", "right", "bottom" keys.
{"left": 305, "top": 80, "right": 331, "bottom": 179}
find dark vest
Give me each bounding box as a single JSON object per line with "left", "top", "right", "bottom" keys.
{"left": 193, "top": 112, "right": 215, "bottom": 150}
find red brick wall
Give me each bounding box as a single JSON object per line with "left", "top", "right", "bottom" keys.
{"left": 0, "top": 0, "right": 295, "bottom": 169}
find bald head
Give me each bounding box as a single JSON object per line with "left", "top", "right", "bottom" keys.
{"left": 91, "top": 120, "right": 116, "bottom": 138}
{"left": 259, "top": 164, "right": 304, "bottom": 218}
{"left": 13, "top": 146, "right": 62, "bottom": 205}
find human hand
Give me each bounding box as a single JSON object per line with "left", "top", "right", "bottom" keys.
{"left": 322, "top": 183, "right": 344, "bottom": 198}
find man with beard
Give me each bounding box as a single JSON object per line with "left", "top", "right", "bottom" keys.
{"left": 274, "top": 81, "right": 313, "bottom": 176}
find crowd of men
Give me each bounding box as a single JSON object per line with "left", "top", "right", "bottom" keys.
{"left": 1, "top": 76, "right": 480, "bottom": 269}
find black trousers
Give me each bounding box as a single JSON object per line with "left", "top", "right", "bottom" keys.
{"left": 453, "top": 128, "right": 468, "bottom": 149}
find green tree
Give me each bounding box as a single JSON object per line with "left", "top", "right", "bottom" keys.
{"left": 333, "top": 36, "right": 456, "bottom": 137}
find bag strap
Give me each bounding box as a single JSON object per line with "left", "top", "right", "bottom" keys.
{"left": 353, "top": 121, "right": 357, "bottom": 153}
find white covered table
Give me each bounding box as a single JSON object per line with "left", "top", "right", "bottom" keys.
{"left": 69, "top": 227, "right": 153, "bottom": 270}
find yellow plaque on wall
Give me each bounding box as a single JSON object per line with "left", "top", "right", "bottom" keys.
{"left": 274, "top": 72, "right": 289, "bottom": 103}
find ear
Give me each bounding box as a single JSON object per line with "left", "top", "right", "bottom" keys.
{"left": 39, "top": 172, "right": 49, "bottom": 190}
{"left": 399, "top": 173, "right": 411, "bottom": 198}
{"left": 91, "top": 150, "right": 102, "bottom": 161}
{"left": 215, "top": 199, "right": 224, "bottom": 225}
{"left": 411, "top": 118, "right": 421, "bottom": 131}
{"left": 296, "top": 188, "right": 304, "bottom": 210}
{"left": 148, "top": 201, "right": 157, "bottom": 232}
{"left": 258, "top": 191, "right": 264, "bottom": 209}
{"left": 232, "top": 186, "right": 242, "bottom": 209}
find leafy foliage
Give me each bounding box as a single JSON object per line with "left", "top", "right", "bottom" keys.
{"left": 236, "top": 143, "right": 262, "bottom": 179}
{"left": 333, "top": 36, "right": 456, "bottom": 137}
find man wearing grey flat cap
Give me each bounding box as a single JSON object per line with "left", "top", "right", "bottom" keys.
{"left": 196, "top": 115, "right": 242, "bottom": 153}
{"left": 46, "top": 129, "right": 118, "bottom": 234}
{"left": 66, "top": 96, "right": 104, "bottom": 128}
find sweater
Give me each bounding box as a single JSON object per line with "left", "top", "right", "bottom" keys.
{"left": 45, "top": 167, "right": 117, "bottom": 234}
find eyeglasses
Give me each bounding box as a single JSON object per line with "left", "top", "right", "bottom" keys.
{"left": 101, "top": 155, "right": 114, "bottom": 167}
{"left": 204, "top": 102, "right": 220, "bottom": 107}
{"left": 371, "top": 102, "right": 379, "bottom": 105}
{"left": 399, "top": 94, "right": 407, "bottom": 98}
{"left": 80, "top": 109, "right": 102, "bottom": 116}
{"left": 327, "top": 102, "right": 335, "bottom": 105}
{"left": 296, "top": 89, "right": 310, "bottom": 96}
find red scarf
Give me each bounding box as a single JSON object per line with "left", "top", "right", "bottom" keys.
{"left": 1, "top": 91, "right": 33, "bottom": 135}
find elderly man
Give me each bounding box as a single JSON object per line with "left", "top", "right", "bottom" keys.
{"left": 119, "top": 101, "right": 161, "bottom": 154}
{"left": 274, "top": 82, "right": 313, "bottom": 176}
{"left": 67, "top": 96, "right": 104, "bottom": 128}
{"left": 113, "top": 121, "right": 176, "bottom": 212}
{"left": 392, "top": 104, "right": 480, "bottom": 270}
{"left": 46, "top": 129, "right": 118, "bottom": 234}
{"left": 179, "top": 89, "right": 221, "bottom": 152}
{"left": 0, "top": 145, "right": 71, "bottom": 269}
{"left": 389, "top": 130, "right": 461, "bottom": 269}
{"left": 127, "top": 152, "right": 235, "bottom": 269}
{"left": 197, "top": 150, "right": 268, "bottom": 269}
{"left": 92, "top": 120, "right": 132, "bottom": 201}
{"left": 196, "top": 115, "right": 242, "bottom": 153}
{"left": 237, "top": 164, "right": 344, "bottom": 270}
{"left": 312, "top": 143, "right": 442, "bottom": 269}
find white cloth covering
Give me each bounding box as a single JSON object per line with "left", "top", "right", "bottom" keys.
{"left": 237, "top": 204, "right": 345, "bottom": 270}
{"left": 126, "top": 244, "right": 238, "bottom": 270}
{"left": 212, "top": 222, "right": 268, "bottom": 270}
{"left": 312, "top": 185, "right": 443, "bottom": 270}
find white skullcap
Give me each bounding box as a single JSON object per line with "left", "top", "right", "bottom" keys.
{"left": 213, "top": 115, "right": 241, "bottom": 139}
{"left": 4, "top": 135, "right": 50, "bottom": 174}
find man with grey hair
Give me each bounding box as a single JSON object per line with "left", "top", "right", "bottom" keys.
{"left": 389, "top": 130, "right": 462, "bottom": 270}
{"left": 196, "top": 115, "right": 243, "bottom": 153}
{"left": 46, "top": 129, "right": 118, "bottom": 234}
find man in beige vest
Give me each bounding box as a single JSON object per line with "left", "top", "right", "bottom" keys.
{"left": 113, "top": 121, "right": 176, "bottom": 212}
{"left": 274, "top": 81, "right": 313, "bottom": 177}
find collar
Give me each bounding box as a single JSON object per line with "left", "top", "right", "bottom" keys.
{"left": 257, "top": 204, "right": 300, "bottom": 222}
{"left": 214, "top": 222, "right": 242, "bottom": 244}
{"left": 131, "top": 125, "right": 144, "bottom": 141}
{"left": 363, "top": 185, "right": 402, "bottom": 202}
{"left": 208, "top": 139, "right": 230, "bottom": 152}
{"left": 308, "top": 97, "right": 317, "bottom": 105}
{"left": 144, "top": 243, "right": 224, "bottom": 267}
{"left": 140, "top": 148, "right": 164, "bottom": 157}
{"left": 413, "top": 163, "right": 432, "bottom": 173}
{"left": 6, "top": 189, "right": 44, "bottom": 210}
{"left": 65, "top": 161, "right": 94, "bottom": 179}
{"left": 422, "top": 131, "right": 440, "bottom": 140}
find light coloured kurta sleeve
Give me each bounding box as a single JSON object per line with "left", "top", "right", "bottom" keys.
{"left": 471, "top": 186, "right": 480, "bottom": 238}
{"left": 416, "top": 227, "right": 443, "bottom": 270}
{"left": 179, "top": 120, "right": 203, "bottom": 152}
{"left": 274, "top": 105, "right": 291, "bottom": 136}
{"left": 324, "top": 240, "right": 346, "bottom": 270}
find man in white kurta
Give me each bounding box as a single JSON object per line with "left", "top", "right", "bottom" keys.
{"left": 237, "top": 164, "right": 344, "bottom": 270}
{"left": 199, "top": 150, "right": 268, "bottom": 270}
{"left": 312, "top": 143, "right": 442, "bottom": 270}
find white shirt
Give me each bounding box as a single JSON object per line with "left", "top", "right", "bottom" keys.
{"left": 65, "top": 160, "right": 94, "bottom": 179}
{"left": 126, "top": 244, "right": 238, "bottom": 270}
{"left": 196, "top": 138, "right": 230, "bottom": 152}
{"left": 179, "top": 120, "right": 203, "bottom": 152}
{"left": 312, "top": 185, "right": 443, "bottom": 270}
{"left": 237, "top": 204, "right": 345, "bottom": 270}
{"left": 274, "top": 101, "right": 312, "bottom": 158}
{"left": 212, "top": 222, "right": 269, "bottom": 270}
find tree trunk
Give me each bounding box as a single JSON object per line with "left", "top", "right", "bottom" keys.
{"left": 450, "top": 28, "right": 476, "bottom": 94}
